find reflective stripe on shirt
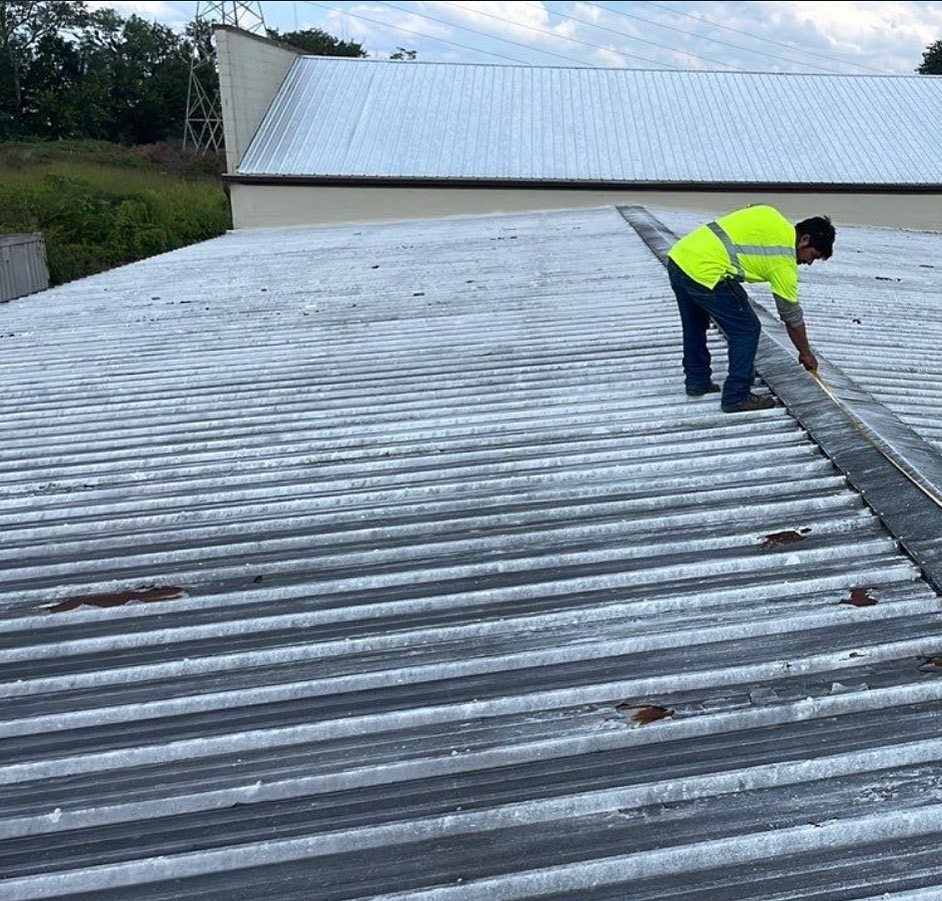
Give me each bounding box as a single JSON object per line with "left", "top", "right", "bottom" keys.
{"left": 667, "top": 205, "right": 800, "bottom": 302}
{"left": 706, "top": 220, "right": 794, "bottom": 282}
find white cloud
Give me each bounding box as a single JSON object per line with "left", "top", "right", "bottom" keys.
{"left": 101, "top": 0, "right": 942, "bottom": 72}
{"left": 87, "top": 1, "right": 189, "bottom": 24}
{"left": 431, "top": 1, "right": 552, "bottom": 32}
{"left": 322, "top": 3, "right": 460, "bottom": 59}
{"left": 424, "top": 1, "right": 590, "bottom": 58}
{"left": 772, "top": 0, "right": 942, "bottom": 70}
{"left": 689, "top": 1, "right": 942, "bottom": 73}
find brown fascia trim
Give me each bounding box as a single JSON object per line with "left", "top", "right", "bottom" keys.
{"left": 223, "top": 174, "right": 942, "bottom": 194}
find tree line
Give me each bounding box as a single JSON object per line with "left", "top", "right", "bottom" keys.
{"left": 0, "top": 0, "right": 369, "bottom": 146}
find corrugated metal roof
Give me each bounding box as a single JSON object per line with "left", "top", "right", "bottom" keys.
{"left": 237, "top": 58, "right": 942, "bottom": 185}
{"left": 3, "top": 207, "right": 942, "bottom": 899}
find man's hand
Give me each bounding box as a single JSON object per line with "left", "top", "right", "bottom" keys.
{"left": 786, "top": 322, "right": 817, "bottom": 372}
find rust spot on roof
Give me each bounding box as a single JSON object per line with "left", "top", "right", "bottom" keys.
{"left": 45, "top": 586, "right": 185, "bottom": 613}
{"left": 840, "top": 587, "right": 877, "bottom": 607}
{"left": 617, "top": 703, "right": 674, "bottom": 725}
{"left": 918, "top": 656, "right": 942, "bottom": 674}
{"left": 760, "top": 527, "right": 811, "bottom": 551}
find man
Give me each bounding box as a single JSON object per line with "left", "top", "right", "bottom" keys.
{"left": 666, "top": 205, "right": 835, "bottom": 413}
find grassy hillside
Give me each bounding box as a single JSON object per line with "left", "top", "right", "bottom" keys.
{"left": 0, "top": 141, "right": 232, "bottom": 286}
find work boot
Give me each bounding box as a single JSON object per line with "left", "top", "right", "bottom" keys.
{"left": 685, "top": 383, "right": 720, "bottom": 397}
{"left": 722, "top": 393, "right": 776, "bottom": 413}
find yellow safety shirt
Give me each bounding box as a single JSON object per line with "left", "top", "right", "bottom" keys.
{"left": 668, "top": 205, "right": 799, "bottom": 304}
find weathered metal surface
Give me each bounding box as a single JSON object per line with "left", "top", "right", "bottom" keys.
{"left": 2, "top": 208, "right": 942, "bottom": 899}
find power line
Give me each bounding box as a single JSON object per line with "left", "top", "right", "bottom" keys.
{"left": 572, "top": 0, "right": 843, "bottom": 73}
{"left": 632, "top": 0, "right": 889, "bottom": 74}
{"left": 370, "top": 1, "right": 610, "bottom": 66}
{"left": 870, "top": 1, "right": 942, "bottom": 26}
{"left": 296, "top": 0, "right": 897, "bottom": 76}
{"left": 515, "top": 0, "right": 744, "bottom": 71}
{"left": 300, "top": 1, "right": 531, "bottom": 64}
{"left": 434, "top": 0, "right": 676, "bottom": 68}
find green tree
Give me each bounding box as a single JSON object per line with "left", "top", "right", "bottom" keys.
{"left": 918, "top": 39, "right": 942, "bottom": 74}
{"left": 1, "top": 7, "right": 366, "bottom": 144}
{"left": 16, "top": 7, "right": 189, "bottom": 142}
{"left": 80, "top": 10, "right": 189, "bottom": 143}
{"left": 0, "top": 0, "right": 89, "bottom": 137}
{"left": 20, "top": 31, "right": 86, "bottom": 137}
{"left": 389, "top": 47, "right": 417, "bottom": 60}
{"left": 267, "top": 26, "right": 366, "bottom": 57}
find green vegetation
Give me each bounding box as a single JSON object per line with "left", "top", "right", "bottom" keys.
{"left": 268, "top": 26, "right": 366, "bottom": 58}
{"left": 0, "top": 3, "right": 377, "bottom": 287}
{"left": 919, "top": 40, "right": 942, "bottom": 74}
{"left": 0, "top": 140, "right": 231, "bottom": 285}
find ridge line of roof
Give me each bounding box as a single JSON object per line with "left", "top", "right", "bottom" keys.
{"left": 296, "top": 56, "right": 942, "bottom": 79}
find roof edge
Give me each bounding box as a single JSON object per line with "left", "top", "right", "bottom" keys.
{"left": 224, "top": 175, "right": 942, "bottom": 194}
{"left": 213, "top": 23, "right": 308, "bottom": 57}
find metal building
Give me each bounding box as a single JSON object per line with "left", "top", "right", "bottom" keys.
{"left": 0, "top": 234, "right": 49, "bottom": 303}
{"left": 215, "top": 27, "right": 942, "bottom": 230}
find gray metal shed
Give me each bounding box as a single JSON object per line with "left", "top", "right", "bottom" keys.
{"left": 0, "top": 233, "right": 49, "bottom": 302}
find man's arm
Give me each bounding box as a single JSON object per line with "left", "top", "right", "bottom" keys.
{"left": 785, "top": 321, "right": 818, "bottom": 372}
{"left": 774, "top": 294, "right": 818, "bottom": 372}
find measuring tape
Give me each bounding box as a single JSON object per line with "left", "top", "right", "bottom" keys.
{"left": 809, "top": 369, "right": 942, "bottom": 510}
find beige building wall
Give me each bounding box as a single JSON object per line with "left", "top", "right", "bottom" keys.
{"left": 229, "top": 183, "right": 941, "bottom": 232}
{"left": 216, "top": 26, "right": 300, "bottom": 173}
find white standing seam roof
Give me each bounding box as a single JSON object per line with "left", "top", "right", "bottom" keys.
{"left": 3, "top": 207, "right": 942, "bottom": 898}
{"left": 237, "top": 58, "right": 942, "bottom": 186}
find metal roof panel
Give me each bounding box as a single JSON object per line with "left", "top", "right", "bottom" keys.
{"left": 238, "top": 59, "right": 942, "bottom": 185}
{"left": 3, "top": 207, "right": 942, "bottom": 898}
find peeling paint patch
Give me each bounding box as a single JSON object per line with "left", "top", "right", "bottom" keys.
{"left": 45, "top": 586, "right": 185, "bottom": 613}
{"left": 760, "top": 528, "right": 812, "bottom": 551}
{"left": 617, "top": 703, "right": 674, "bottom": 725}
{"left": 841, "top": 587, "right": 878, "bottom": 607}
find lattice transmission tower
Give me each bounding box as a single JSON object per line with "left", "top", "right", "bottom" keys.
{"left": 184, "top": 2, "right": 267, "bottom": 153}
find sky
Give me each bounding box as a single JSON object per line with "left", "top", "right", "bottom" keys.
{"left": 89, "top": 1, "right": 942, "bottom": 74}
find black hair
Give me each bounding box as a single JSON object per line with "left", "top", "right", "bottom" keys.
{"left": 795, "top": 215, "right": 835, "bottom": 259}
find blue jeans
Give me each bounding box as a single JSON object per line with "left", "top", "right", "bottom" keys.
{"left": 667, "top": 258, "right": 760, "bottom": 408}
